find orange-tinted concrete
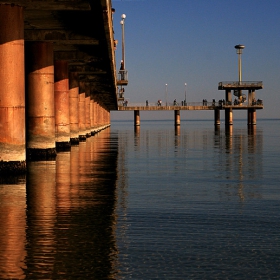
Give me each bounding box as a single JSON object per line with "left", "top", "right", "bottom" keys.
{"left": 69, "top": 72, "right": 79, "bottom": 144}
{"left": 0, "top": 4, "right": 25, "bottom": 172}
{"left": 174, "top": 110, "right": 180, "bottom": 126}
{"left": 134, "top": 110, "right": 140, "bottom": 126}
{"left": 54, "top": 60, "right": 70, "bottom": 150}
{"left": 78, "top": 91, "right": 86, "bottom": 140}
{"left": 25, "top": 41, "right": 56, "bottom": 159}
{"left": 225, "top": 108, "right": 233, "bottom": 126}
{"left": 248, "top": 108, "right": 257, "bottom": 125}
{"left": 85, "top": 96, "right": 91, "bottom": 137}
{"left": 215, "top": 109, "right": 220, "bottom": 126}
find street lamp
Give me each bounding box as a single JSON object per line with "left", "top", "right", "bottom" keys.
{"left": 235, "top": 44, "right": 245, "bottom": 84}
{"left": 165, "top": 84, "right": 168, "bottom": 106}
{"left": 120, "top": 14, "right": 126, "bottom": 70}
{"left": 184, "top": 83, "right": 187, "bottom": 105}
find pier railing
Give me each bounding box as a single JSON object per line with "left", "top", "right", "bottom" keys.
{"left": 118, "top": 101, "right": 263, "bottom": 108}
{"left": 218, "top": 81, "right": 263, "bottom": 89}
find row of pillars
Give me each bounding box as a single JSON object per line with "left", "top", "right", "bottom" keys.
{"left": 0, "top": 4, "right": 110, "bottom": 173}
{"left": 134, "top": 108, "right": 256, "bottom": 127}
{"left": 214, "top": 108, "right": 256, "bottom": 126}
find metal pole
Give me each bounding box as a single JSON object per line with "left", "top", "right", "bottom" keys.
{"left": 184, "top": 83, "right": 187, "bottom": 104}
{"left": 165, "top": 84, "right": 168, "bottom": 106}
{"left": 238, "top": 52, "right": 241, "bottom": 83}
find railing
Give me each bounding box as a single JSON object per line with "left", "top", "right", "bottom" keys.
{"left": 118, "top": 100, "right": 264, "bottom": 108}
{"left": 117, "top": 70, "right": 128, "bottom": 81}
{"left": 218, "top": 81, "right": 263, "bottom": 88}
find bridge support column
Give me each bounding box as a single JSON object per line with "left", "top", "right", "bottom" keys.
{"left": 247, "top": 108, "right": 256, "bottom": 125}
{"left": 90, "top": 99, "right": 95, "bottom": 135}
{"left": 85, "top": 83, "right": 91, "bottom": 137}
{"left": 214, "top": 109, "right": 220, "bottom": 126}
{"left": 25, "top": 41, "right": 56, "bottom": 160}
{"left": 134, "top": 110, "right": 140, "bottom": 126}
{"left": 78, "top": 82, "right": 86, "bottom": 141}
{"left": 54, "top": 60, "right": 71, "bottom": 151}
{"left": 225, "top": 108, "right": 233, "bottom": 126}
{"left": 174, "top": 110, "right": 180, "bottom": 126}
{"left": 0, "top": 4, "right": 26, "bottom": 173}
{"left": 69, "top": 72, "right": 79, "bottom": 145}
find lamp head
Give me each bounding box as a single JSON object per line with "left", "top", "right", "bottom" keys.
{"left": 121, "top": 14, "right": 126, "bottom": 19}
{"left": 235, "top": 44, "right": 245, "bottom": 54}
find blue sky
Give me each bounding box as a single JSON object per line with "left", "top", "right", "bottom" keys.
{"left": 111, "top": 0, "right": 280, "bottom": 120}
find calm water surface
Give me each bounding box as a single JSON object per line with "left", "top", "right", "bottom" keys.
{"left": 0, "top": 119, "right": 279, "bottom": 279}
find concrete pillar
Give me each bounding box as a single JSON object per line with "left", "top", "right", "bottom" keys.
{"left": 78, "top": 83, "right": 86, "bottom": 141}
{"left": 25, "top": 41, "right": 56, "bottom": 160}
{"left": 248, "top": 108, "right": 256, "bottom": 125}
{"left": 0, "top": 4, "right": 25, "bottom": 173}
{"left": 134, "top": 110, "right": 140, "bottom": 126}
{"left": 225, "top": 89, "right": 232, "bottom": 104}
{"left": 69, "top": 72, "right": 79, "bottom": 145}
{"left": 225, "top": 108, "right": 233, "bottom": 126}
{"left": 54, "top": 60, "right": 70, "bottom": 150}
{"left": 85, "top": 96, "right": 91, "bottom": 137}
{"left": 174, "top": 110, "right": 180, "bottom": 126}
{"left": 214, "top": 109, "right": 220, "bottom": 126}
{"left": 90, "top": 99, "right": 95, "bottom": 135}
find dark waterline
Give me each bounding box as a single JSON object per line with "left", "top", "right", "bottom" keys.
{"left": 0, "top": 120, "right": 279, "bottom": 279}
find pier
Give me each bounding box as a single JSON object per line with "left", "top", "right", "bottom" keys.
{"left": 117, "top": 80, "right": 264, "bottom": 127}
{"left": 0, "top": 0, "right": 118, "bottom": 173}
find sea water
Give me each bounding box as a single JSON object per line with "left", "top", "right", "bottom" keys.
{"left": 0, "top": 119, "right": 279, "bottom": 279}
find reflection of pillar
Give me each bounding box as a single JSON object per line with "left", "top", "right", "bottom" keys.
{"left": 134, "top": 110, "right": 140, "bottom": 126}
{"left": 69, "top": 72, "right": 79, "bottom": 145}
{"left": 174, "top": 110, "right": 180, "bottom": 126}
{"left": 56, "top": 151, "right": 71, "bottom": 212}
{"left": 26, "top": 161, "right": 56, "bottom": 278}
{"left": 79, "top": 82, "right": 86, "bottom": 141}
{"left": 214, "top": 109, "right": 220, "bottom": 126}
{"left": 175, "top": 125, "right": 180, "bottom": 136}
{"left": 0, "top": 184, "right": 26, "bottom": 279}
{"left": 134, "top": 125, "right": 140, "bottom": 136}
{"left": 54, "top": 60, "right": 70, "bottom": 150}
{"left": 0, "top": 4, "right": 25, "bottom": 172}
{"left": 225, "top": 125, "right": 233, "bottom": 152}
{"left": 25, "top": 42, "right": 56, "bottom": 160}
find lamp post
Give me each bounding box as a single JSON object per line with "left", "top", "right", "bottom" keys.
{"left": 184, "top": 83, "right": 187, "bottom": 105}
{"left": 234, "top": 44, "right": 245, "bottom": 84}
{"left": 165, "top": 84, "right": 168, "bottom": 106}
{"left": 120, "top": 14, "right": 126, "bottom": 70}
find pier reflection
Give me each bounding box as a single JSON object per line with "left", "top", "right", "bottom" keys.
{"left": 0, "top": 182, "right": 26, "bottom": 279}
{"left": 0, "top": 129, "right": 119, "bottom": 279}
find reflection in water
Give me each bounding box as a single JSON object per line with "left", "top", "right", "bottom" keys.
{"left": 0, "top": 128, "right": 119, "bottom": 279}
{"left": 25, "top": 161, "right": 57, "bottom": 279}
{"left": 0, "top": 183, "right": 26, "bottom": 279}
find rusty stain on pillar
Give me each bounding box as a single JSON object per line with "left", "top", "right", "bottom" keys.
{"left": 174, "top": 110, "right": 180, "bottom": 126}
{"left": 54, "top": 60, "right": 70, "bottom": 151}
{"left": 69, "top": 72, "right": 79, "bottom": 145}
{"left": 78, "top": 81, "right": 86, "bottom": 141}
{"left": 0, "top": 4, "right": 25, "bottom": 174}
{"left": 25, "top": 41, "right": 56, "bottom": 160}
